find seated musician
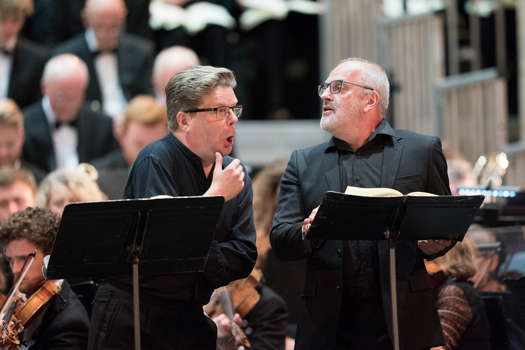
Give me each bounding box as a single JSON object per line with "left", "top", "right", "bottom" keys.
{"left": 0, "top": 207, "right": 89, "bottom": 349}
{"left": 206, "top": 267, "right": 288, "bottom": 350}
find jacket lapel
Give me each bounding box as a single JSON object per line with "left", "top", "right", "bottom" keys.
{"left": 322, "top": 151, "right": 342, "bottom": 193}
{"left": 36, "top": 103, "right": 56, "bottom": 171}
{"left": 380, "top": 132, "right": 404, "bottom": 188}
{"left": 76, "top": 107, "right": 87, "bottom": 162}
{"left": 80, "top": 35, "right": 102, "bottom": 103}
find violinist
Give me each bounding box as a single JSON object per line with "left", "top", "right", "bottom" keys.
{"left": 0, "top": 207, "right": 89, "bottom": 349}
{"left": 206, "top": 268, "right": 288, "bottom": 350}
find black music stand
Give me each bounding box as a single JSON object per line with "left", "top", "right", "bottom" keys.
{"left": 47, "top": 196, "right": 224, "bottom": 350}
{"left": 307, "top": 191, "right": 484, "bottom": 350}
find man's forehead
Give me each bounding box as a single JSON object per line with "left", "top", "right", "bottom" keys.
{"left": 4, "top": 239, "right": 39, "bottom": 255}
{"left": 0, "top": 9, "right": 25, "bottom": 20}
{"left": 0, "top": 126, "right": 22, "bottom": 136}
{"left": 199, "top": 86, "right": 237, "bottom": 106}
{"left": 0, "top": 181, "right": 34, "bottom": 197}
{"left": 327, "top": 63, "right": 360, "bottom": 82}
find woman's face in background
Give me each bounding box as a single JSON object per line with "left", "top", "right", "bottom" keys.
{"left": 47, "top": 182, "right": 78, "bottom": 215}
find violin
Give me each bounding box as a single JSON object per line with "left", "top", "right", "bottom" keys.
{"left": 205, "top": 269, "right": 264, "bottom": 349}
{"left": 424, "top": 260, "right": 448, "bottom": 289}
{"left": 0, "top": 254, "right": 62, "bottom": 349}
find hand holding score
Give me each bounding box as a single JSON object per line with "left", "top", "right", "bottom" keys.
{"left": 205, "top": 152, "right": 245, "bottom": 201}
{"left": 301, "top": 206, "right": 319, "bottom": 239}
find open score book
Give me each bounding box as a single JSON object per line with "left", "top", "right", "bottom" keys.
{"left": 344, "top": 186, "right": 438, "bottom": 198}
{"left": 307, "top": 187, "right": 484, "bottom": 241}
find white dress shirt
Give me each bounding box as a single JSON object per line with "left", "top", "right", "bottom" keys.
{"left": 85, "top": 29, "right": 127, "bottom": 118}
{"left": 42, "top": 97, "right": 79, "bottom": 169}
{"left": 0, "top": 38, "right": 16, "bottom": 100}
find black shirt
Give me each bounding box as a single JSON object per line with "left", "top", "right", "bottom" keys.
{"left": 325, "top": 120, "right": 396, "bottom": 336}
{"left": 122, "top": 133, "right": 257, "bottom": 304}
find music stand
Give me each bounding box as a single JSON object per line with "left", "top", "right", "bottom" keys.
{"left": 308, "top": 191, "right": 484, "bottom": 350}
{"left": 47, "top": 196, "right": 224, "bottom": 350}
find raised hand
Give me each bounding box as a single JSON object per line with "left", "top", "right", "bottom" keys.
{"left": 301, "top": 206, "right": 319, "bottom": 239}
{"left": 205, "top": 152, "right": 245, "bottom": 202}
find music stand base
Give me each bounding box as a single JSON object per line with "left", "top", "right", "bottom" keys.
{"left": 133, "top": 257, "right": 141, "bottom": 350}
{"left": 388, "top": 238, "right": 400, "bottom": 350}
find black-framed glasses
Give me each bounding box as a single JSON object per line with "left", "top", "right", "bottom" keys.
{"left": 317, "top": 80, "right": 374, "bottom": 97}
{"left": 184, "top": 105, "right": 243, "bottom": 121}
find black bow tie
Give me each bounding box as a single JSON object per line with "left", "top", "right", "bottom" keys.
{"left": 54, "top": 119, "right": 78, "bottom": 129}
{"left": 92, "top": 48, "right": 118, "bottom": 56}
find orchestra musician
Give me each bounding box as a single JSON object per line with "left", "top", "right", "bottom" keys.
{"left": 0, "top": 207, "right": 89, "bottom": 349}
{"left": 206, "top": 268, "right": 288, "bottom": 350}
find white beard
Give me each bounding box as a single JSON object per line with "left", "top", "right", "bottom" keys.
{"left": 320, "top": 112, "right": 338, "bottom": 133}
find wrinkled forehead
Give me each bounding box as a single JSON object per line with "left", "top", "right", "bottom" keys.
{"left": 326, "top": 62, "right": 361, "bottom": 83}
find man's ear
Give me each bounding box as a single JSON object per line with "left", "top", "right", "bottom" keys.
{"left": 176, "top": 111, "right": 191, "bottom": 131}
{"left": 115, "top": 122, "right": 126, "bottom": 145}
{"left": 364, "top": 91, "right": 380, "bottom": 112}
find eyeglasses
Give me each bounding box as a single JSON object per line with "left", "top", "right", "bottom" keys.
{"left": 184, "top": 105, "right": 243, "bottom": 121}
{"left": 318, "top": 80, "right": 374, "bottom": 97}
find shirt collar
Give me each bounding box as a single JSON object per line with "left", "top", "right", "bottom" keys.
{"left": 85, "top": 29, "right": 99, "bottom": 53}
{"left": 168, "top": 133, "right": 211, "bottom": 182}
{"left": 42, "top": 97, "right": 57, "bottom": 127}
{"left": 168, "top": 133, "right": 203, "bottom": 166}
{"left": 2, "top": 37, "right": 17, "bottom": 52}
{"left": 324, "top": 119, "right": 396, "bottom": 153}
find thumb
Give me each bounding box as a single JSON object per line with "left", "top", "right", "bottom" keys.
{"left": 213, "top": 152, "right": 223, "bottom": 176}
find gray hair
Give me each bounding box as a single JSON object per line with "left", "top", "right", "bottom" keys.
{"left": 0, "top": 0, "right": 34, "bottom": 16}
{"left": 339, "top": 57, "right": 390, "bottom": 116}
{"left": 165, "top": 65, "right": 236, "bottom": 131}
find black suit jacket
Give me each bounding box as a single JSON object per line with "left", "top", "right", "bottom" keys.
{"left": 22, "top": 101, "right": 117, "bottom": 172}
{"left": 6, "top": 38, "right": 49, "bottom": 109}
{"left": 53, "top": 32, "right": 154, "bottom": 111}
{"left": 28, "top": 280, "right": 90, "bottom": 350}
{"left": 270, "top": 122, "right": 451, "bottom": 350}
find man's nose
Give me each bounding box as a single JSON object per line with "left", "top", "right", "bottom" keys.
{"left": 11, "top": 261, "right": 23, "bottom": 275}
{"left": 227, "top": 111, "right": 239, "bottom": 125}
{"left": 320, "top": 88, "right": 333, "bottom": 101}
{"left": 6, "top": 200, "right": 19, "bottom": 216}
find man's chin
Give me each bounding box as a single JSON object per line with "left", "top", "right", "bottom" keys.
{"left": 320, "top": 117, "right": 333, "bottom": 132}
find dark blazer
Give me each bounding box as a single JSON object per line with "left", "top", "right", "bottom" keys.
{"left": 6, "top": 38, "right": 49, "bottom": 109}
{"left": 22, "top": 101, "right": 117, "bottom": 172}
{"left": 270, "top": 122, "right": 451, "bottom": 350}
{"left": 28, "top": 280, "right": 90, "bottom": 349}
{"left": 53, "top": 32, "right": 154, "bottom": 111}
{"left": 91, "top": 149, "right": 129, "bottom": 199}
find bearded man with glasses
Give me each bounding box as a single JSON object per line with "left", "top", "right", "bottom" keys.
{"left": 271, "top": 58, "right": 453, "bottom": 350}
{"left": 88, "top": 65, "right": 257, "bottom": 350}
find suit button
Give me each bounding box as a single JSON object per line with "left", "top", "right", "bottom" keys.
{"left": 90, "top": 100, "right": 101, "bottom": 112}
{"left": 336, "top": 284, "right": 341, "bottom": 290}
{"left": 336, "top": 248, "right": 342, "bottom": 256}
